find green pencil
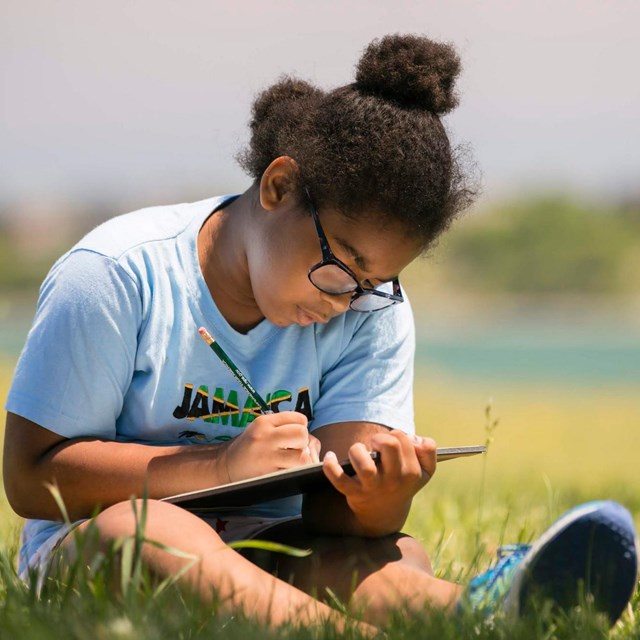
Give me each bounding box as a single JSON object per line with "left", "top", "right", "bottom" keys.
{"left": 198, "top": 326, "right": 271, "bottom": 414}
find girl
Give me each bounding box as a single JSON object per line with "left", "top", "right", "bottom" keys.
{"left": 3, "top": 34, "right": 637, "bottom": 633}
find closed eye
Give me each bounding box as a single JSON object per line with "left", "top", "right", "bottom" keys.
{"left": 363, "top": 278, "right": 389, "bottom": 290}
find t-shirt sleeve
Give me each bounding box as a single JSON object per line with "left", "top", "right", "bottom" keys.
{"left": 5, "top": 249, "right": 142, "bottom": 439}
{"left": 309, "top": 300, "right": 415, "bottom": 436}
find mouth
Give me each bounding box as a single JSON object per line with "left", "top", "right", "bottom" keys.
{"left": 296, "top": 306, "right": 327, "bottom": 326}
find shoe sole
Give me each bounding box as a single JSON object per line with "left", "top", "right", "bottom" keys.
{"left": 503, "top": 501, "right": 638, "bottom": 623}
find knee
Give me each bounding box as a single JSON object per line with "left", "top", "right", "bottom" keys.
{"left": 337, "top": 533, "right": 433, "bottom": 575}
{"left": 91, "top": 499, "right": 172, "bottom": 540}
{"left": 78, "top": 499, "right": 224, "bottom": 553}
{"left": 55, "top": 500, "right": 214, "bottom": 590}
{"left": 63, "top": 500, "right": 227, "bottom": 577}
{"left": 394, "top": 534, "right": 434, "bottom": 574}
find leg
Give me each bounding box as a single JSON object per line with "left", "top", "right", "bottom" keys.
{"left": 55, "top": 500, "right": 376, "bottom": 635}
{"left": 240, "top": 520, "right": 463, "bottom": 627}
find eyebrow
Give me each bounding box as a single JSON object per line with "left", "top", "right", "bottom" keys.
{"left": 334, "top": 237, "right": 397, "bottom": 284}
{"left": 335, "top": 237, "right": 368, "bottom": 271}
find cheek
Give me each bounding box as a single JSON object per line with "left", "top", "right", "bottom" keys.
{"left": 249, "top": 242, "right": 313, "bottom": 312}
{"left": 254, "top": 240, "right": 298, "bottom": 289}
{"left": 247, "top": 217, "right": 324, "bottom": 321}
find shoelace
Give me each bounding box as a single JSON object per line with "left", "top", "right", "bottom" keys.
{"left": 496, "top": 544, "right": 530, "bottom": 559}
{"left": 469, "top": 544, "right": 531, "bottom": 596}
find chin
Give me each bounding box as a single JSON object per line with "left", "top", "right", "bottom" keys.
{"left": 265, "top": 312, "right": 294, "bottom": 328}
{"left": 262, "top": 302, "right": 301, "bottom": 328}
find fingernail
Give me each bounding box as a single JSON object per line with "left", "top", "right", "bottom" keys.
{"left": 324, "top": 450, "right": 337, "bottom": 462}
{"left": 412, "top": 434, "right": 424, "bottom": 444}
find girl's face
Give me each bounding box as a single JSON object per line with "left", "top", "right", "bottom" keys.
{"left": 247, "top": 201, "right": 422, "bottom": 327}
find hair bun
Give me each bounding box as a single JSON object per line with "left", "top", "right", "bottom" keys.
{"left": 355, "top": 34, "right": 461, "bottom": 114}
{"left": 251, "top": 76, "right": 322, "bottom": 123}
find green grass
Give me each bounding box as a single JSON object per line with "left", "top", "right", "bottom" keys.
{"left": 1, "top": 359, "right": 639, "bottom": 638}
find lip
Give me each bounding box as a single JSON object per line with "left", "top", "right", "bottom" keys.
{"left": 296, "top": 306, "right": 327, "bottom": 325}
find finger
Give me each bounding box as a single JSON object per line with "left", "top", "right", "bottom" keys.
{"left": 390, "top": 430, "right": 424, "bottom": 475}
{"left": 297, "top": 434, "right": 321, "bottom": 465}
{"left": 370, "top": 432, "right": 404, "bottom": 477}
{"left": 267, "top": 410, "right": 308, "bottom": 426}
{"left": 413, "top": 435, "right": 437, "bottom": 480}
{"left": 268, "top": 424, "right": 312, "bottom": 450}
{"left": 301, "top": 444, "right": 317, "bottom": 465}
{"left": 245, "top": 412, "right": 309, "bottom": 439}
{"left": 349, "top": 442, "right": 379, "bottom": 484}
{"left": 322, "top": 450, "right": 357, "bottom": 495}
{"left": 276, "top": 446, "right": 317, "bottom": 468}
{"left": 308, "top": 435, "right": 322, "bottom": 464}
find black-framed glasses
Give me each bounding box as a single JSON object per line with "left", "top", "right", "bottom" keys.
{"left": 305, "top": 188, "right": 404, "bottom": 312}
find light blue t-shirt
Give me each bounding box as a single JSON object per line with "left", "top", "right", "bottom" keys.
{"left": 6, "top": 195, "right": 416, "bottom": 574}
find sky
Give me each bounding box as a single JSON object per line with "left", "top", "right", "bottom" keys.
{"left": 1, "top": 0, "right": 639, "bottom": 215}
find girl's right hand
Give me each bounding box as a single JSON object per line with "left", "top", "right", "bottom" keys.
{"left": 222, "top": 411, "right": 320, "bottom": 483}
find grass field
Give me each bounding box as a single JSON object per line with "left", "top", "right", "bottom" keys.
{"left": 1, "top": 358, "right": 639, "bottom": 639}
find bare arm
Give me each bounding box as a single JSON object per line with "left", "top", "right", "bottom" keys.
{"left": 2, "top": 412, "right": 234, "bottom": 521}
{"left": 3, "top": 410, "right": 319, "bottom": 521}
{"left": 302, "top": 421, "right": 437, "bottom": 538}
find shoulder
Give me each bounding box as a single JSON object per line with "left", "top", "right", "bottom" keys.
{"left": 72, "top": 195, "right": 234, "bottom": 260}
{"left": 324, "top": 294, "right": 414, "bottom": 342}
{"left": 315, "top": 296, "right": 415, "bottom": 366}
{"left": 41, "top": 195, "right": 236, "bottom": 299}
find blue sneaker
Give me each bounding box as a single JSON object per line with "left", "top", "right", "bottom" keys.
{"left": 464, "top": 501, "right": 638, "bottom": 624}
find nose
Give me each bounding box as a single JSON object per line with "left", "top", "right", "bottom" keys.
{"left": 322, "top": 291, "right": 352, "bottom": 315}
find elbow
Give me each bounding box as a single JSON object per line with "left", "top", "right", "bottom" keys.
{"left": 4, "top": 475, "right": 63, "bottom": 520}
{"left": 3, "top": 470, "right": 31, "bottom": 519}
{"left": 3, "top": 451, "right": 59, "bottom": 519}
{"left": 3, "top": 466, "right": 40, "bottom": 519}
{"left": 3, "top": 413, "right": 72, "bottom": 520}
{"left": 3, "top": 461, "right": 70, "bottom": 520}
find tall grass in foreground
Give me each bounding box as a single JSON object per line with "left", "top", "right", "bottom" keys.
{"left": 1, "top": 363, "right": 639, "bottom": 638}
{"left": 1, "top": 486, "right": 638, "bottom": 639}
{"left": 1, "top": 459, "right": 639, "bottom": 638}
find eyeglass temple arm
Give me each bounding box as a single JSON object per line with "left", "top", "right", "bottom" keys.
{"left": 305, "top": 187, "right": 403, "bottom": 300}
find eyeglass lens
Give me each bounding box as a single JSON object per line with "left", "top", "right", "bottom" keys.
{"left": 309, "top": 264, "right": 358, "bottom": 295}
{"left": 350, "top": 293, "right": 394, "bottom": 312}
{"left": 310, "top": 265, "right": 398, "bottom": 311}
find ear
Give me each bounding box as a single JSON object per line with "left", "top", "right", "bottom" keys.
{"left": 259, "top": 156, "right": 301, "bottom": 211}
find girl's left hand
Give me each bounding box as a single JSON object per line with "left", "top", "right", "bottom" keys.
{"left": 321, "top": 431, "right": 437, "bottom": 536}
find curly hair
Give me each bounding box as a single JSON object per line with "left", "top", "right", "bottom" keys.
{"left": 237, "top": 34, "right": 478, "bottom": 250}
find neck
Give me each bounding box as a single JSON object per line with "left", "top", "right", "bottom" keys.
{"left": 198, "top": 187, "right": 264, "bottom": 333}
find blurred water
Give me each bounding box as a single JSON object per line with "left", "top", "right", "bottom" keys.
{"left": 413, "top": 296, "right": 640, "bottom": 386}
{"left": 417, "top": 339, "right": 640, "bottom": 385}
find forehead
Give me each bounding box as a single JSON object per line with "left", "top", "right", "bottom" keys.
{"left": 319, "top": 209, "right": 422, "bottom": 279}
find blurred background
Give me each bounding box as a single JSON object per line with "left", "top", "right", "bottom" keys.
{"left": 1, "top": 0, "right": 639, "bottom": 537}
